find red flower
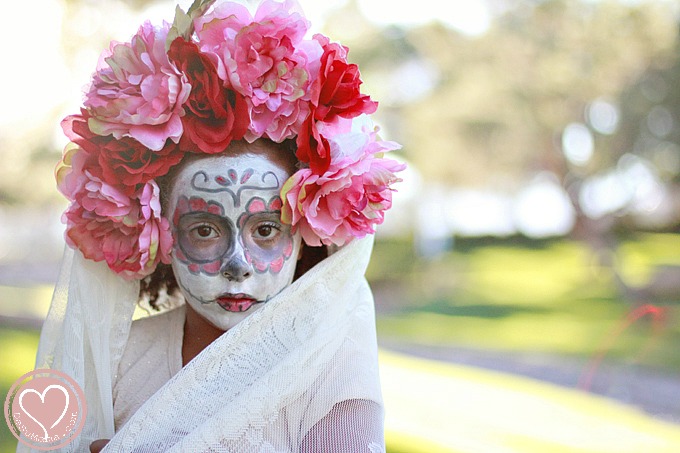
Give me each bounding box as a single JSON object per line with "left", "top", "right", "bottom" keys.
{"left": 311, "top": 34, "right": 377, "bottom": 122}
{"left": 168, "top": 38, "right": 249, "bottom": 154}
{"left": 295, "top": 35, "right": 377, "bottom": 175}
{"left": 295, "top": 117, "right": 332, "bottom": 175}
{"left": 62, "top": 113, "right": 184, "bottom": 196}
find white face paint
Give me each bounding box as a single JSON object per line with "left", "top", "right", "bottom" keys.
{"left": 168, "top": 148, "right": 301, "bottom": 331}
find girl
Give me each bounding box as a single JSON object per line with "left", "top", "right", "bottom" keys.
{"left": 26, "top": 0, "right": 404, "bottom": 451}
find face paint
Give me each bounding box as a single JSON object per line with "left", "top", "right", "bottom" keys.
{"left": 169, "top": 151, "right": 302, "bottom": 331}
{"left": 238, "top": 196, "right": 294, "bottom": 274}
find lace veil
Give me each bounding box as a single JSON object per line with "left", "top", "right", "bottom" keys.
{"left": 20, "top": 236, "right": 384, "bottom": 452}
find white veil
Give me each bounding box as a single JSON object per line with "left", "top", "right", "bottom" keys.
{"left": 21, "top": 236, "right": 384, "bottom": 452}
{"left": 19, "top": 246, "right": 139, "bottom": 452}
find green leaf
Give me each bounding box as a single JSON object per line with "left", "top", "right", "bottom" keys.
{"left": 165, "top": 0, "right": 217, "bottom": 51}
{"left": 188, "top": 0, "right": 217, "bottom": 18}
{"left": 166, "top": 5, "right": 193, "bottom": 51}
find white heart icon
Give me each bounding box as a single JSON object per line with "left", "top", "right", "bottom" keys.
{"left": 18, "top": 385, "right": 70, "bottom": 441}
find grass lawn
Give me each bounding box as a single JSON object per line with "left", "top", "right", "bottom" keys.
{"left": 0, "top": 327, "right": 40, "bottom": 453}
{"left": 370, "top": 232, "right": 680, "bottom": 373}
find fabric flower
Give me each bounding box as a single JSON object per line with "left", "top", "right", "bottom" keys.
{"left": 310, "top": 34, "right": 377, "bottom": 122}
{"left": 84, "top": 21, "right": 191, "bottom": 151}
{"left": 295, "top": 34, "right": 376, "bottom": 175}
{"left": 168, "top": 38, "right": 249, "bottom": 154}
{"left": 295, "top": 115, "right": 357, "bottom": 175}
{"left": 62, "top": 113, "right": 183, "bottom": 196}
{"left": 196, "top": 0, "right": 321, "bottom": 142}
{"left": 56, "top": 142, "right": 97, "bottom": 202}
{"left": 282, "top": 128, "right": 405, "bottom": 246}
{"left": 294, "top": 117, "right": 332, "bottom": 175}
{"left": 62, "top": 175, "right": 172, "bottom": 279}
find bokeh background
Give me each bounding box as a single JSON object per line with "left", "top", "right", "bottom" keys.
{"left": 1, "top": 0, "right": 680, "bottom": 451}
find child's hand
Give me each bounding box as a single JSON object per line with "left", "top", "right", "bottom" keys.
{"left": 89, "top": 439, "right": 110, "bottom": 452}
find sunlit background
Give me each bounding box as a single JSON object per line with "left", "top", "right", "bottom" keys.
{"left": 2, "top": 0, "right": 680, "bottom": 451}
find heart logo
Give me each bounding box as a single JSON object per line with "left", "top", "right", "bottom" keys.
{"left": 4, "top": 369, "right": 87, "bottom": 450}
{"left": 18, "top": 385, "right": 70, "bottom": 440}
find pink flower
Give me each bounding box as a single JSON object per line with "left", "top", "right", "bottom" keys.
{"left": 84, "top": 21, "right": 191, "bottom": 151}
{"left": 135, "top": 182, "right": 173, "bottom": 276}
{"left": 282, "top": 129, "right": 405, "bottom": 246}
{"left": 295, "top": 115, "right": 365, "bottom": 175}
{"left": 196, "top": 0, "right": 320, "bottom": 142}
{"left": 62, "top": 173, "right": 173, "bottom": 279}
{"left": 56, "top": 142, "right": 96, "bottom": 202}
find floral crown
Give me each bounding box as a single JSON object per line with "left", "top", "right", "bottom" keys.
{"left": 56, "top": 0, "right": 405, "bottom": 280}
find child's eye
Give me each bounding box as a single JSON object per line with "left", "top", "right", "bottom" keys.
{"left": 191, "top": 225, "right": 218, "bottom": 239}
{"left": 257, "top": 225, "right": 273, "bottom": 238}
{"left": 254, "top": 222, "right": 281, "bottom": 240}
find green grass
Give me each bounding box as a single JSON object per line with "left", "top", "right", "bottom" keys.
{"left": 0, "top": 327, "right": 40, "bottom": 453}
{"left": 371, "top": 232, "right": 680, "bottom": 372}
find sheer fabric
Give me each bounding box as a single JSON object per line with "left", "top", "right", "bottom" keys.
{"left": 20, "top": 236, "right": 384, "bottom": 452}
{"left": 112, "top": 305, "right": 185, "bottom": 430}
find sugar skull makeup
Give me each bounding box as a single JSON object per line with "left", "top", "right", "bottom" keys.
{"left": 168, "top": 144, "right": 302, "bottom": 331}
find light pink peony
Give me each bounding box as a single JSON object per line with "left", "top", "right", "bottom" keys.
{"left": 282, "top": 129, "right": 405, "bottom": 246}
{"left": 196, "top": 0, "right": 320, "bottom": 142}
{"left": 84, "top": 21, "right": 191, "bottom": 151}
{"left": 56, "top": 142, "right": 95, "bottom": 202}
{"left": 62, "top": 174, "right": 172, "bottom": 279}
{"left": 135, "top": 182, "right": 173, "bottom": 276}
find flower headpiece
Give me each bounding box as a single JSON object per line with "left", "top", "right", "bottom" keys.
{"left": 56, "top": 0, "right": 405, "bottom": 280}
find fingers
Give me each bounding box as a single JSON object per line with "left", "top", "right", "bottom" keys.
{"left": 89, "top": 439, "right": 110, "bottom": 453}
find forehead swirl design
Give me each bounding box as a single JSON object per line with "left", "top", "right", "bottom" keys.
{"left": 190, "top": 169, "right": 280, "bottom": 208}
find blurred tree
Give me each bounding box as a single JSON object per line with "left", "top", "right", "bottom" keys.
{"left": 336, "top": 0, "right": 678, "bottom": 237}
{"left": 426, "top": 1, "right": 674, "bottom": 186}
{"left": 612, "top": 30, "right": 680, "bottom": 231}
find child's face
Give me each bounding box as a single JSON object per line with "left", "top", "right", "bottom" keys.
{"left": 168, "top": 149, "right": 301, "bottom": 331}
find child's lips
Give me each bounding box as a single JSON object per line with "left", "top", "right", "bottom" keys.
{"left": 216, "top": 294, "right": 257, "bottom": 312}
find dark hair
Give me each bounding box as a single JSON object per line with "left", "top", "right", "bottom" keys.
{"left": 138, "top": 139, "right": 326, "bottom": 309}
{"left": 138, "top": 161, "right": 181, "bottom": 309}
